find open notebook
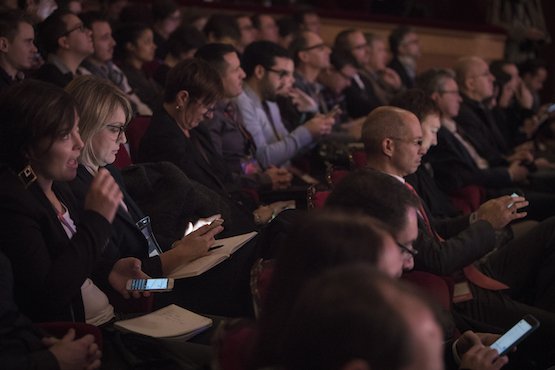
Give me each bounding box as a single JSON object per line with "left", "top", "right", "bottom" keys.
{"left": 114, "top": 304, "right": 212, "bottom": 340}
{"left": 169, "top": 231, "right": 258, "bottom": 279}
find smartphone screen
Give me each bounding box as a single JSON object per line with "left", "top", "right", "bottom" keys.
{"left": 490, "top": 317, "right": 538, "bottom": 355}
{"left": 128, "top": 278, "right": 170, "bottom": 291}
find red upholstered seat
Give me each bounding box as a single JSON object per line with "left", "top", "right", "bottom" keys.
{"left": 449, "top": 185, "right": 485, "bottom": 214}
{"left": 113, "top": 143, "right": 132, "bottom": 169}
{"left": 36, "top": 322, "right": 103, "bottom": 350}
{"left": 126, "top": 115, "right": 152, "bottom": 162}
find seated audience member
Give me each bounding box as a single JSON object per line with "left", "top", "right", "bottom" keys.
{"left": 359, "top": 106, "right": 555, "bottom": 367}
{"left": 150, "top": 0, "right": 181, "bottom": 60}
{"left": 251, "top": 13, "right": 278, "bottom": 43}
{"left": 280, "top": 266, "right": 507, "bottom": 370}
{"left": 388, "top": 25, "right": 421, "bottom": 89}
{"left": 79, "top": 11, "right": 151, "bottom": 115}
{"left": 292, "top": 9, "right": 321, "bottom": 35}
{"left": 520, "top": 58, "right": 548, "bottom": 112}
{"left": 0, "top": 9, "right": 37, "bottom": 90}
{"left": 0, "top": 80, "right": 140, "bottom": 324}
{"left": 363, "top": 32, "right": 403, "bottom": 103}
{"left": 278, "top": 30, "right": 331, "bottom": 129}
{"left": 113, "top": 22, "right": 162, "bottom": 111}
{"left": 34, "top": 9, "right": 93, "bottom": 87}
{"left": 195, "top": 43, "right": 293, "bottom": 192}
{"left": 235, "top": 40, "right": 334, "bottom": 168}
{"left": 66, "top": 75, "right": 261, "bottom": 318}
{"left": 333, "top": 29, "right": 383, "bottom": 118}
{"left": 138, "top": 58, "right": 291, "bottom": 227}
{"left": 203, "top": 14, "right": 241, "bottom": 49}
{"left": 56, "top": 0, "right": 82, "bottom": 14}
{"left": 153, "top": 24, "right": 206, "bottom": 88}
{"left": 391, "top": 89, "right": 466, "bottom": 218}
{"left": 235, "top": 14, "right": 257, "bottom": 53}
{"left": 0, "top": 249, "right": 102, "bottom": 370}
{"left": 253, "top": 211, "right": 405, "bottom": 369}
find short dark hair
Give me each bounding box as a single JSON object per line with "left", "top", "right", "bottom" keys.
{"left": 151, "top": 0, "right": 178, "bottom": 22}
{"left": 37, "top": 9, "right": 73, "bottom": 55}
{"left": 242, "top": 40, "right": 290, "bottom": 79}
{"left": 0, "top": 9, "right": 33, "bottom": 41}
{"left": 203, "top": 14, "right": 240, "bottom": 43}
{"left": 113, "top": 22, "right": 150, "bottom": 61}
{"left": 519, "top": 58, "right": 547, "bottom": 77}
{"left": 291, "top": 9, "right": 318, "bottom": 27}
{"left": 163, "top": 58, "right": 222, "bottom": 104}
{"left": 326, "top": 168, "right": 419, "bottom": 234}
{"left": 0, "top": 80, "right": 77, "bottom": 172}
{"left": 489, "top": 60, "right": 513, "bottom": 90}
{"left": 276, "top": 16, "right": 299, "bottom": 39}
{"left": 167, "top": 25, "right": 206, "bottom": 59}
{"left": 79, "top": 11, "right": 108, "bottom": 30}
{"left": 333, "top": 28, "right": 357, "bottom": 56}
{"left": 389, "top": 25, "right": 413, "bottom": 56}
{"left": 329, "top": 49, "right": 357, "bottom": 71}
{"left": 390, "top": 89, "right": 440, "bottom": 122}
{"left": 281, "top": 266, "right": 414, "bottom": 370}
{"left": 194, "top": 42, "right": 238, "bottom": 75}
{"left": 415, "top": 68, "right": 455, "bottom": 96}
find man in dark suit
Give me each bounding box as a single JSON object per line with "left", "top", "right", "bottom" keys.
{"left": 360, "top": 106, "right": 555, "bottom": 366}
{"left": 388, "top": 25, "right": 420, "bottom": 89}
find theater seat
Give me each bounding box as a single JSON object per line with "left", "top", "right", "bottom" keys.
{"left": 113, "top": 144, "right": 133, "bottom": 169}
{"left": 126, "top": 115, "right": 152, "bottom": 162}
{"left": 307, "top": 185, "right": 331, "bottom": 209}
{"left": 449, "top": 185, "right": 485, "bottom": 214}
{"left": 36, "top": 322, "right": 103, "bottom": 350}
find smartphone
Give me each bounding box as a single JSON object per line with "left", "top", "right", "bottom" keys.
{"left": 126, "top": 278, "right": 174, "bottom": 292}
{"left": 490, "top": 315, "right": 540, "bottom": 356}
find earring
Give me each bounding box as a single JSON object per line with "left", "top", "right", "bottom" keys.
{"left": 18, "top": 164, "right": 37, "bottom": 189}
{"left": 176, "top": 105, "right": 182, "bottom": 111}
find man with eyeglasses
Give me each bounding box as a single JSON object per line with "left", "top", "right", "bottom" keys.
{"left": 34, "top": 9, "right": 93, "bottom": 87}
{"left": 388, "top": 25, "right": 421, "bottom": 89}
{"left": 235, "top": 40, "right": 334, "bottom": 168}
{"left": 78, "top": 11, "right": 151, "bottom": 115}
{"left": 360, "top": 105, "right": 555, "bottom": 367}
{"left": 334, "top": 28, "right": 385, "bottom": 119}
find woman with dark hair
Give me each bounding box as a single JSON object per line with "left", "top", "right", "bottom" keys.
{"left": 114, "top": 22, "right": 162, "bottom": 111}
{"left": 0, "top": 79, "right": 140, "bottom": 325}
{"left": 253, "top": 210, "right": 404, "bottom": 369}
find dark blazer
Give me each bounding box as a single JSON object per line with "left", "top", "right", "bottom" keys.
{"left": 0, "top": 165, "right": 111, "bottom": 322}
{"left": 68, "top": 165, "right": 163, "bottom": 293}
{"left": 455, "top": 95, "right": 510, "bottom": 165}
{"left": 33, "top": 63, "right": 73, "bottom": 88}
{"left": 388, "top": 57, "right": 414, "bottom": 88}
{"left": 343, "top": 73, "right": 382, "bottom": 119}
{"left": 427, "top": 127, "right": 512, "bottom": 193}
{"left": 0, "top": 251, "right": 60, "bottom": 370}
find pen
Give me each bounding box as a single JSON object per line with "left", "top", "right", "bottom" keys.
{"left": 208, "top": 244, "right": 224, "bottom": 252}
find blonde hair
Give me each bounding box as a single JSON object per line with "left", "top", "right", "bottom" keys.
{"left": 65, "top": 75, "right": 133, "bottom": 167}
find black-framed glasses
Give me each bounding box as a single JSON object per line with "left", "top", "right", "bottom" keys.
{"left": 397, "top": 241, "right": 418, "bottom": 257}
{"left": 63, "top": 23, "right": 86, "bottom": 36}
{"left": 301, "top": 43, "right": 328, "bottom": 52}
{"left": 265, "top": 67, "right": 293, "bottom": 79}
{"left": 105, "top": 123, "right": 128, "bottom": 141}
{"left": 389, "top": 137, "right": 423, "bottom": 147}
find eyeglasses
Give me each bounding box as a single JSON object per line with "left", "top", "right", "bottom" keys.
{"left": 389, "top": 137, "right": 423, "bottom": 147}
{"left": 105, "top": 123, "right": 128, "bottom": 141}
{"left": 397, "top": 241, "right": 418, "bottom": 257}
{"left": 301, "top": 43, "right": 328, "bottom": 52}
{"left": 265, "top": 67, "right": 293, "bottom": 79}
{"left": 63, "top": 23, "right": 87, "bottom": 37}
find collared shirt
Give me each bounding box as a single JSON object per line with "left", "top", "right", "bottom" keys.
{"left": 0, "top": 65, "right": 24, "bottom": 91}
{"left": 234, "top": 84, "right": 312, "bottom": 168}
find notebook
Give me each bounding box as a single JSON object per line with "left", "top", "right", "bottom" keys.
{"left": 114, "top": 304, "right": 212, "bottom": 340}
{"left": 169, "top": 231, "right": 258, "bottom": 279}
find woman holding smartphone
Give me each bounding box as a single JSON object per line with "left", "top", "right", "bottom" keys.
{"left": 0, "top": 80, "right": 139, "bottom": 325}
{"left": 66, "top": 75, "right": 255, "bottom": 317}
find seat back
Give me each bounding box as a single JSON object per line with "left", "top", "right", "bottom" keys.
{"left": 250, "top": 258, "right": 275, "bottom": 318}
{"left": 36, "top": 322, "right": 103, "bottom": 350}
{"left": 113, "top": 143, "right": 133, "bottom": 169}
{"left": 126, "top": 115, "right": 152, "bottom": 162}
{"left": 307, "top": 185, "right": 331, "bottom": 209}
{"left": 449, "top": 185, "right": 485, "bottom": 214}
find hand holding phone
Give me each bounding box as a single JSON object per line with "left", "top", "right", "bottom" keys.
{"left": 489, "top": 315, "right": 539, "bottom": 356}
{"left": 126, "top": 278, "right": 174, "bottom": 292}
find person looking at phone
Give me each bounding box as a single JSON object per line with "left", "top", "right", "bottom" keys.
{"left": 235, "top": 40, "right": 335, "bottom": 168}
{"left": 196, "top": 43, "right": 293, "bottom": 192}
{"left": 0, "top": 79, "right": 149, "bottom": 326}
